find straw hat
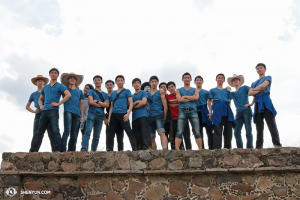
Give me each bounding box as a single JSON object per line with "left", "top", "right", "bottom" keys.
{"left": 60, "top": 72, "right": 84, "bottom": 87}
{"left": 227, "top": 74, "right": 245, "bottom": 87}
{"left": 31, "top": 75, "right": 49, "bottom": 86}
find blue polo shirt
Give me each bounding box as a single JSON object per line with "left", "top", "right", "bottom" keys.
{"left": 41, "top": 83, "right": 67, "bottom": 110}
{"left": 196, "top": 89, "right": 209, "bottom": 111}
{"left": 209, "top": 88, "right": 231, "bottom": 102}
{"left": 178, "top": 87, "right": 197, "bottom": 110}
{"left": 148, "top": 90, "right": 163, "bottom": 117}
{"left": 230, "top": 85, "right": 251, "bottom": 112}
{"left": 250, "top": 76, "right": 272, "bottom": 94}
{"left": 132, "top": 90, "right": 148, "bottom": 121}
{"left": 111, "top": 89, "right": 132, "bottom": 114}
{"left": 87, "top": 89, "right": 108, "bottom": 116}
{"left": 63, "top": 88, "right": 84, "bottom": 117}
{"left": 28, "top": 91, "right": 42, "bottom": 114}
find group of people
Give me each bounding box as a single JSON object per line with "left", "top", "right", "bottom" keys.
{"left": 27, "top": 63, "right": 282, "bottom": 152}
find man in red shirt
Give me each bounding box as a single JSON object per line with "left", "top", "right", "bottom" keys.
{"left": 164, "top": 81, "right": 191, "bottom": 149}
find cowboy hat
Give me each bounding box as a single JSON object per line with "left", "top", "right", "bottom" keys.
{"left": 60, "top": 72, "right": 84, "bottom": 87}
{"left": 227, "top": 74, "right": 245, "bottom": 87}
{"left": 31, "top": 75, "right": 49, "bottom": 86}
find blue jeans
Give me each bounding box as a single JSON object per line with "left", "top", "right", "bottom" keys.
{"left": 61, "top": 112, "right": 81, "bottom": 152}
{"left": 148, "top": 115, "right": 165, "bottom": 138}
{"left": 81, "top": 111, "right": 104, "bottom": 151}
{"left": 234, "top": 108, "right": 253, "bottom": 149}
{"left": 30, "top": 109, "right": 61, "bottom": 152}
{"left": 176, "top": 109, "right": 201, "bottom": 139}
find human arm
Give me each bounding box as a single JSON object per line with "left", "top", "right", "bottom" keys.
{"left": 175, "top": 89, "right": 190, "bottom": 102}
{"left": 38, "top": 94, "right": 45, "bottom": 110}
{"left": 244, "top": 97, "right": 255, "bottom": 108}
{"left": 133, "top": 100, "right": 142, "bottom": 108}
{"left": 26, "top": 102, "right": 38, "bottom": 113}
{"left": 161, "top": 94, "right": 168, "bottom": 121}
{"left": 208, "top": 99, "right": 213, "bottom": 121}
{"left": 107, "top": 102, "right": 113, "bottom": 126}
{"left": 80, "top": 99, "right": 85, "bottom": 123}
{"left": 50, "top": 90, "right": 71, "bottom": 107}
{"left": 183, "top": 88, "right": 199, "bottom": 101}
{"left": 248, "top": 80, "right": 269, "bottom": 96}
{"left": 124, "top": 97, "right": 133, "bottom": 122}
{"left": 133, "top": 98, "right": 147, "bottom": 109}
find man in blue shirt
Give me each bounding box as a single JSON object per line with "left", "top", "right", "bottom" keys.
{"left": 81, "top": 75, "right": 109, "bottom": 151}
{"left": 175, "top": 72, "right": 202, "bottom": 150}
{"left": 131, "top": 78, "right": 151, "bottom": 150}
{"left": 107, "top": 75, "right": 137, "bottom": 151}
{"left": 194, "top": 75, "right": 213, "bottom": 150}
{"left": 248, "top": 63, "right": 282, "bottom": 149}
{"left": 209, "top": 73, "right": 234, "bottom": 149}
{"left": 228, "top": 74, "right": 254, "bottom": 149}
{"left": 147, "top": 76, "right": 168, "bottom": 149}
{"left": 30, "top": 68, "right": 71, "bottom": 152}
{"left": 60, "top": 72, "right": 85, "bottom": 152}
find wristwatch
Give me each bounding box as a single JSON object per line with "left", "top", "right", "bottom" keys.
{"left": 96, "top": 100, "right": 99, "bottom": 104}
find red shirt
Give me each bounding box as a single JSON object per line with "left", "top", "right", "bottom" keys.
{"left": 165, "top": 94, "right": 179, "bottom": 120}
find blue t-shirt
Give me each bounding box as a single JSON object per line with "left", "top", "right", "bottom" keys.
{"left": 178, "top": 87, "right": 197, "bottom": 110}
{"left": 132, "top": 90, "right": 148, "bottom": 121}
{"left": 28, "top": 91, "right": 42, "bottom": 114}
{"left": 111, "top": 89, "right": 132, "bottom": 114}
{"left": 251, "top": 76, "right": 272, "bottom": 94}
{"left": 148, "top": 90, "right": 163, "bottom": 117}
{"left": 209, "top": 88, "right": 232, "bottom": 102}
{"left": 87, "top": 89, "right": 108, "bottom": 115}
{"left": 230, "top": 85, "right": 251, "bottom": 112}
{"left": 41, "top": 83, "right": 67, "bottom": 110}
{"left": 197, "top": 89, "right": 209, "bottom": 108}
{"left": 63, "top": 88, "right": 84, "bottom": 117}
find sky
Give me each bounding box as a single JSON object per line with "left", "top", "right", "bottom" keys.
{"left": 0, "top": 0, "right": 300, "bottom": 162}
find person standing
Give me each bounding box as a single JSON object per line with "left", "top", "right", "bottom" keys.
{"left": 81, "top": 84, "right": 94, "bottom": 137}
{"left": 60, "top": 72, "right": 85, "bottom": 152}
{"left": 30, "top": 68, "right": 71, "bottom": 152}
{"left": 248, "top": 63, "right": 282, "bottom": 149}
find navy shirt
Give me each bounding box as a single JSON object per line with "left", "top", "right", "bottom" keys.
{"left": 28, "top": 91, "right": 42, "bottom": 114}
{"left": 63, "top": 88, "right": 84, "bottom": 117}
{"left": 87, "top": 89, "right": 108, "bottom": 115}
{"left": 41, "top": 83, "right": 67, "bottom": 110}
{"left": 111, "top": 89, "right": 132, "bottom": 114}
{"left": 148, "top": 90, "right": 164, "bottom": 117}
{"left": 251, "top": 76, "right": 272, "bottom": 94}
{"left": 178, "top": 87, "right": 197, "bottom": 110}
{"left": 132, "top": 90, "right": 148, "bottom": 121}
{"left": 196, "top": 89, "right": 209, "bottom": 111}
{"left": 209, "top": 88, "right": 232, "bottom": 102}
{"left": 230, "top": 85, "right": 251, "bottom": 112}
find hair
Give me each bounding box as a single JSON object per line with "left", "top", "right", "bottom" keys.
{"left": 182, "top": 72, "right": 192, "bottom": 79}
{"left": 93, "top": 75, "right": 102, "bottom": 81}
{"left": 159, "top": 82, "right": 167, "bottom": 88}
{"left": 68, "top": 76, "right": 77, "bottom": 80}
{"left": 256, "top": 63, "right": 266, "bottom": 69}
{"left": 167, "top": 81, "right": 176, "bottom": 88}
{"left": 141, "top": 82, "right": 150, "bottom": 90}
{"left": 115, "top": 75, "right": 125, "bottom": 82}
{"left": 132, "top": 78, "right": 141, "bottom": 85}
{"left": 49, "top": 68, "right": 59, "bottom": 75}
{"left": 149, "top": 75, "right": 159, "bottom": 82}
{"left": 36, "top": 78, "right": 45, "bottom": 82}
{"left": 105, "top": 80, "right": 114, "bottom": 85}
{"left": 85, "top": 84, "right": 94, "bottom": 90}
{"left": 216, "top": 73, "right": 225, "bottom": 79}
{"left": 194, "top": 75, "right": 203, "bottom": 82}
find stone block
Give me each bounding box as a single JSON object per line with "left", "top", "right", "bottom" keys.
{"left": 224, "top": 155, "right": 242, "bottom": 166}
{"left": 130, "top": 160, "right": 146, "bottom": 170}
{"left": 106, "top": 191, "right": 123, "bottom": 200}
{"left": 272, "top": 186, "right": 287, "bottom": 196}
{"left": 149, "top": 157, "right": 166, "bottom": 169}
{"left": 169, "top": 180, "right": 187, "bottom": 196}
{"left": 129, "top": 180, "right": 146, "bottom": 192}
{"left": 189, "top": 157, "right": 202, "bottom": 168}
{"left": 24, "top": 181, "right": 43, "bottom": 190}
{"left": 208, "top": 186, "right": 222, "bottom": 200}
{"left": 192, "top": 175, "right": 211, "bottom": 187}
{"left": 118, "top": 154, "right": 130, "bottom": 170}
{"left": 61, "top": 162, "right": 79, "bottom": 171}
{"left": 16, "top": 161, "right": 31, "bottom": 171}
{"left": 191, "top": 186, "right": 208, "bottom": 197}
{"left": 139, "top": 151, "right": 152, "bottom": 161}
{"left": 142, "top": 185, "right": 166, "bottom": 200}
{"left": 168, "top": 160, "right": 183, "bottom": 170}
{"left": 82, "top": 161, "right": 95, "bottom": 170}
{"left": 231, "top": 183, "right": 255, "bottom": 192}
{"left": 1, "top": 161, "right": 14, "bottom": 169}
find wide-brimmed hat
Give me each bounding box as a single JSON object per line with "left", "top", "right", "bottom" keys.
{"left": 61, "top": 72, "right": 84, "bottom": 87}
{"left": 31, "top": 75, "right": 49, "bottom": 86}
{"left": 227, "top": 74, "right": 245, "bottom": 87}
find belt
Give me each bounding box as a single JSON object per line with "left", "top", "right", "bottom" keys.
{"left": 180, "top": 107, "right": 195, "bottom": 111}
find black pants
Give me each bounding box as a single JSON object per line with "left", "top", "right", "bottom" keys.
{"left": 172, "top": 120, "right": 192, "bottom": 150}
{"left": 132, "top": 117, "right": 151, "bottom": 150}
{"left": 106, "top": 124, "right": 124, "bottom": 151}
{"left": 255, "top": 105, "right": 281, "bottom": 149}
{"left": 198, "top": 111, "right": 213, "bottom": 150}
{"left": 106, "top": 113, "right": 137, "bottom": 151}
{"left": 213, "top": 116, "right": 232, "bottom": 149}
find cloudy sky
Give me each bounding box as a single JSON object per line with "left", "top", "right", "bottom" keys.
{"left": 0, "top": 0, "right": 300, "bottom": 160}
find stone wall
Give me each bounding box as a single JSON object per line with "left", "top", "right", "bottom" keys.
{"left": 1, "top": 147, "right": 300, "bottom": 199}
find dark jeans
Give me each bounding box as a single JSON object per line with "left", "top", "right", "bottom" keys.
{"left": 255, "top": 105, "right": 281, "bottom": 149}
{"left": 107, "top": 113, "right": 137, "bottom": 151}
{"left": 30, "top": 109, "right": 61, "bottom": 152}
{"left": 132, "top": 117, "right": 151, "bottom": 150}
{"left": 106, "top": 124, "right": 124, "bottom": 151}
{"left": 234, "top": 109, "right": 253, "bottom": 149}
{"left": 213, "top": 116, "right": 232, "bottom": 149}
{"left": 198, "top": 111, "right": 213, "bottom": 150}
{"left": 172, "top": 120, "right": 192, "bottom": 150}
{"left": 61, "top": 112, "right": 81, "bottom": 152}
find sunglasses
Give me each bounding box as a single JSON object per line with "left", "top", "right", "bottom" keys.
{"left": 144, "top": 86, "right": 151, "bottom": 90}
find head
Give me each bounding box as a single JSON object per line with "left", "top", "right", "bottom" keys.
{"left": 93, "top": 75, "right": 103, "bottom": 87}
{"left": 149, "top": 76, "right": 159, "bottom": 89}
{"left": 49, "top": 68, "right": 59, "bottom": 80}
{"left": 115, "top": 75, "right": 125, "bottom": 88}
{"left": 141, "top": 82, "right": 151, "bottom": 92}
{"left": 216, "top": 73, "right": 225, "bottom": 85}
{"left": 84, "top": 84, "right": 94, "bottom": 96}
{"left": 255, "top": 63, "right": 267, "bottom": 75}
{"left": 68, "top": 76, "right": 77, "bottom": 86}
{"left": 194, "top": 76, "right": 204, "bottom": 87}
{"left": 232, "top": 78, "right": 241, "bottom": 87}
{"left": 105, "top": 80, "right": 115, "bottom": 92}
{"left": 36, "top": 79, "right": 45, "bottom": 87}
{"left": 132, "top": 78, "right": 141, "bottom": 90}
{"left": 159, "top": 82, "right": 167, "bottom": 93}
{"left": 182, "top": 72, "right": 192, "bottom": 85}
{"left": 167, "top": 81, "right": 176, "bottom": 94}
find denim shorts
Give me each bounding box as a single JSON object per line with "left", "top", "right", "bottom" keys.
{"left": 148, "top": 115, "right": 165, "bottom": 138}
